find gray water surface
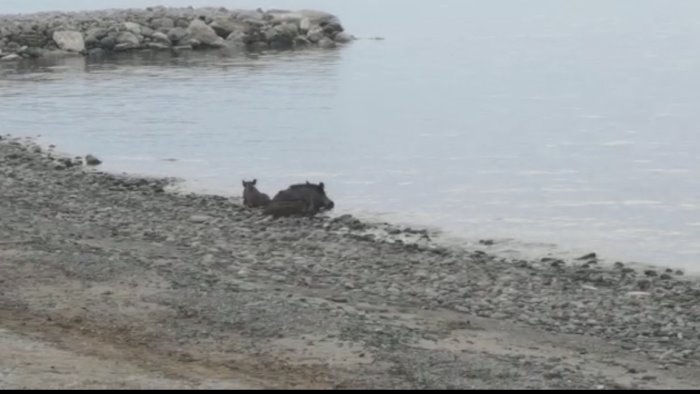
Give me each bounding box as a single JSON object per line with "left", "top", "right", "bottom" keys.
{"left": 2, "top": 0, "right": 700, "bottom": 271}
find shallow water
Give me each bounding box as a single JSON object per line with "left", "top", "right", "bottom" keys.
{"left": 2, "top": 0, "right": 700, "bottom": 271}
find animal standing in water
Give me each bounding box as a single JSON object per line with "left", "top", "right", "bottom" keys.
{"left": 264, "top": 181, "right": 335, "bottom": 218}
{"left": 242, "top": 179, "right": 271, "bottom": 208}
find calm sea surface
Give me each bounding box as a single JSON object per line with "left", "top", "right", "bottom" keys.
{"left": 2, "top": 0, "right": 700, "bottom": 271}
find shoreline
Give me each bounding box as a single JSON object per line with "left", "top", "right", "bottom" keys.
{"left": 19, "top": 130, "right": 693, "bottom": 278}
{"left": 2, "top": 133, "right": 700, "bottom": 388}
{"left": 27, "top": 131, "right": 695, "bottom": 279}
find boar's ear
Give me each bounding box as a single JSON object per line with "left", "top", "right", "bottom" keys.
{"left": 319, "top": 182, "right": 325, "bottom": 190}
{"left": 242, "top": 180, "right": 247, "bottom": 187}
{"left": 253, "top": 179, "right": 257, "bottom": 185}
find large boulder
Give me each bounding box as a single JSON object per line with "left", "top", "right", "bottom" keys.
{"left": 123, "top": 22, "right": 142, "bottom": 35}
{"left": 265, "top": 10, "right": 304, "bottom": 25}
{"left": 334, "top": 32, "right": 355, "bottom": 43}
{"left": 187, "top": 19, "right": 225, "bottom": 48}
{"left": 306, "top": 26, "right": 325, "bottom": 43}
{"left": 209, "top": 16, "right": 245, "bottom": 38}
{"left": 298, "top": 10, "right": 341, "bottom": 26}
{"left": 265, "top": 24, "right": 297, "bottom": 50}
{"left": 318, "top": 37, "right": 336, "bottom": 49}
{"left": 233, "top": 9, "right": 265, "bottom": 23}
{"left": 84, "top": 28, "right": 108, "bottom": 48}
{"left": 99, "top": 33, "right": 118, "bottom": 50}
{"left": 52, "top": 30, "right": 85, "bottom": 52}
{"left": 116, "top": 31, "right": 141, "bottom": 48}
{"left": 167, "top": 27, "right": 189, "bottom": 45}
{"left": 151, "top": 31, "right": 171, "bottom": 45}
{"left": 150, "top": 17, "right": 174, "bottom": 31}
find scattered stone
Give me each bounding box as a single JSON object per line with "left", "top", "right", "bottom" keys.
{"left": 189, "top": 215, "right": 212, "bottom": 223}
{"left": 85, "top": 154, "right": 102, "bottom": 166}
{"left": 576, "top": 253, "right": 597, "bottom": 260}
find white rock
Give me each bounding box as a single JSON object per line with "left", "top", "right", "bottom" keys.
{"left": 124, "top": 22, "right": 142, "bottom": 35}
{"left": 151, "top": 31, "right": 171, "bottom": 45}
{"left": 187, "top": 19, "right": 225, "bottom": 47}
{"left": 625, "top": 291, "right": 651, "bottom": 297}
{"left": 52, "top": 31, "right": 85, "bottom": 52}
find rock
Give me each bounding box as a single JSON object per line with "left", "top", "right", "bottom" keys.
{"left": 114, "top": 43, "right": 136, "bottom": 52}
{"left": 52, "top": 31, "right": 85, "bottom": 52}
{"left": 318, "top": 37, "right": 336, "bottom": 49}
{"left": 150, "top": 17, "right": 175, "bottom": 30}
{"left": 140, "top": 26, "right": 155, "bottom": 37}
{"left": 293, "top": 36, "right": 310, "bottom": 48}
{"left": 225, "top": 31, "right": 249, "bottom": 48}
{"left": 99, "top": 35, "right": 118, "bottom": 51}
{"left": 307, "top": 26, "right": 324, "bottom": 43}
{"left": 659, "top": 273, "right": 672, "bottom": 280}
{"left": 167, "top": 27, "right": 190, "bottom": 45}
{"left": 84, "top": 28, "right": 108, "bottom": 47}
{"left": 324, "top": 20, "right": 344, "bottom": 34}
{"left": 1, "top": 54, "right": 20, "bottom": 61}
{"left": 644, "top": 270, "right": 658, "bottom": 277}
{"left": 299, "top": 18, "right": 312, "bottom": 33}
{"left": 266, "top": 25, "right": 295, "bottom": 50}
{"left": 116, "top": 31, "right": 141, "bottom": 47}
{"left": 151, "top": 31, "right": 171, "bottom": 45}
{"left": 614, "top": 262, "right": 624, "bottom": 269}
{"left": 172, "top": 44, "right": 193, "bottom": 52}
{"left": 544, "top": 366, "right": 565, "bottom": 380}
{"left": 187, "top": 19, "right": 225, "bottom": 48}
{"left": 85, "top": 154, "right": 101, "bottom": 166}
{"left": 123, "top": 22, "right": 143, "bottom": 35}
{"left": 334, "top": 32, "right": 355, "bottom": 43}
{"left": 209, "top": 16, "right": 244, "bottom": 38}
{"left": 576, "top": 252, "right": 597, "bottom": 260}
{"left": 146, "top": 43, "right": 170, "bottom": 50}
{"left": 298, "top": 9, "right": 341, "bottom": 26}
{"left": 189, "top": 215, "right": 212, "bottom": 223}
{"left": 267, "top": 10, "right": 304, "bottom": 25}
{"left": 625, "top": 291, "right": 650, "bottom": 297}
{"left": 636, "top": 279, "right": 651, "bottom": 290}
{"left": 674, "top": 270, "right": 684, "bottom": 276}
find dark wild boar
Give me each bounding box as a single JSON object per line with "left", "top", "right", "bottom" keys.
{"left": 266, "top": 181, "right": 335, "bottom": 217}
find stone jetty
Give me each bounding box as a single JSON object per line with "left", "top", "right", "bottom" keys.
{"left": 0, "top": 6, "right": 353, "bottom": 61}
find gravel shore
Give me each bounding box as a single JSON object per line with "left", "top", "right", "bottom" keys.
{"left": 1, "top": 135, "right": 699, "bottom": 389}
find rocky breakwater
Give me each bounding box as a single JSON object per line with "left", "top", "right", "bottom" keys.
{"left": 0, "top": 6, "right": 352, "bottom": 61}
